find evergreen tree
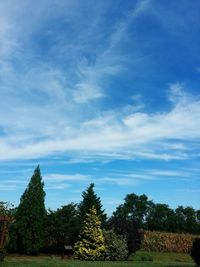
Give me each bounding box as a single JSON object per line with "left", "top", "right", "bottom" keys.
{"left": 12, "top": 166, "right": 46, "bottom": 255}
{"left": 74, "top": 207, "right": 105, "bottom": 260}
{"left": 79, "top": 183, "right": 107, "bottom": 227}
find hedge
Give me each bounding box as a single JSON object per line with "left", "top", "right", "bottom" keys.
{"left": 142, "top": 231, "right": 200, "bottom": 253}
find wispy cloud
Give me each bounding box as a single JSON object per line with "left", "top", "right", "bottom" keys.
{"left": 149, "top": 170, "right": 188, "bottom": 178}
{"left": 45, "top": 183, "right": 71, "bottom": 190}
{"left": 0, "top": 185, "right": 17, "bottom": 191}
{"left": 0, "top": 83, "right": 199, "bottom": 162}
{"left": 102, "top": 199, "right": 123, "bottom": 206}
{"left": 41, "top": 165, "right": 188, "bottom": 190}
{"left": 176, "top": 189, "right": 200, "bottom": 193}
{"left": 44, "top": 173, "right": 90, "bottom": 182}
{"left": 1, "top": 0, "right": 200, "bottom": 212}
{"left": 43, "top": 173, "right": 90, "bottom": 191}
{"left": 0, "top": 1, "right": 199, "bottom": 165}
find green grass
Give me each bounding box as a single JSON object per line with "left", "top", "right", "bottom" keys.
{"left": 1, "top": 251, "right": 194, "bottom": 267}
{"left": 129, "top": 250, "right": 194, "bottom": 263}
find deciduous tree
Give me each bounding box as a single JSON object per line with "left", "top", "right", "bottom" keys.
{"left": 45, "top": 203, "right": 79, "bottom": 256}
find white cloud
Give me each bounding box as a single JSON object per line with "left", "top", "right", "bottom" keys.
{"left": 168, "top": 82, "right": 190, "bottom": 104}
{"left": 45, "top": 184, "right": 71, "bottom": 190}
{"left": 98, "top": 175, "right": 155, "bottom": 186}
{"left": 42, "top": 168, "right": 158, "bottom": 189}
{"left": 44, "top": 173, "right": 90, "bottom": 182}
{"left": 0, "top": 1, "right": 199, "bottom": 163}
{"left": 73, "top": 82, "right": 104, "bottom": 103}
{"left": 103, "top": 199, "right": 123, "bottom": 206}
{"left": 176, "top": 189, "right": 200, "bottom": 193}
{"left": 0, "top": 185, "right": 16, "bottom": 191}
{"left": 0, "top": 84, "right": 199, "bottom": 161}
{"left": 43, "top": 173, "right": 90, "bottom": 191}
{"left": 134, "top": 0, "right": 151, "bottom": 17}
{"left": 148, "top": 170, "right": 188, "bottom": 177}
{"left": 69, "top": 0, "right": 151, "bottom": 105}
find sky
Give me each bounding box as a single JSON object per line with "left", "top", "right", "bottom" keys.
{"left": 0, "top": 0, "right": 200, "bottom": 215}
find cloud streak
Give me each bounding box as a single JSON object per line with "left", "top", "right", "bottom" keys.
{"left": 0, "top": 83, "right": 199, "bottom": 162}
{"left": 0, "top": 1, "right": 199, "bottom": 164}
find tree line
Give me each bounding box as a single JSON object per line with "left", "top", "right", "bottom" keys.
{"left": 1, "top": 166, "right": 200, "bottom": 256}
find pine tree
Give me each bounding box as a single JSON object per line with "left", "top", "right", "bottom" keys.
{"left": 79, "top": 183, "right": 106, "bottom": 227}
{"left": 74, "top": 207, "right": 105, "bottom": 260}
{"left": 14, "top": 166, "right": 46, "bottom": 255}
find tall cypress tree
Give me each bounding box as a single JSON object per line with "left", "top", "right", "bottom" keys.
{"left": 78, "top": 183, "right": 107, "bottom": 227}
{"left": 14, "top": 166, "right": 46, "bottom": 255}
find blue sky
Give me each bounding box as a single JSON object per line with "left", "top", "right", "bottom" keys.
{"left": 0, "top": 0, "right": 200, "bottom": 214}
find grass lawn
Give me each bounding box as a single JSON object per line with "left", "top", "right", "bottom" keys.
{"left": 1, "top": 251, "right": 194, "bottom": 267}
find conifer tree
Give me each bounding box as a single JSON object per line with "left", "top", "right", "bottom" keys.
{"left": 74, "top": 207, "right": 105, "bottom": 260}
{"left": 79, "top": 183, "right": 106, "bottom": 227}
{"left": 13, "top": 166, "right": 46, "bottom": 255}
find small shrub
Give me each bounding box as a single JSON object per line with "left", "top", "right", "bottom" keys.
{"left": 141, "top": 253, "right": 153, "bottom": 261}
{"left": 191, "top": 238, "right": 200, "bottom": 266}
{"left": 108, "top": 216, "right": 143, "bottom": 254}
{"left": 104, "top": 230, "right": 128, "bottom": 261}
{"left": 129, "top": 251, "right": 153, "bottom": 262}
{"left": 0, "top": 248, "right": 7, "bottom": 262}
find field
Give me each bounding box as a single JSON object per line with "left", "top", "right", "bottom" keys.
{"left": 1, "top": 251, "right": 194, "bottom": 267}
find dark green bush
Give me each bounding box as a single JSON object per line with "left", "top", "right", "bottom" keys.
{"left": 0, "top": 248, "right": 7, "bottom": 262}
{"left": 191, "top": 238, "right": 200, "bottom": 266}
{"left": 141, "top": 254, "right": 153, "bottom": 261}
{"left": 104, "top": 230, "right": 128, "bottom": 261}
{"left": 108, "top": 215, "right": 143, "bottom": 254}
{"left": 128, "top": 251, "right": 153, "bottom": 261}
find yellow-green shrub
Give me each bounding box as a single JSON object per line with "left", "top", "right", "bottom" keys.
{"left": 142, "top": 231, "right": 200, "bottom": 253}
{"left": 74, "top": 207, "right": 105, "bottom": 260}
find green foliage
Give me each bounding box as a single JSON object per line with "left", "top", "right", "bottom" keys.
{"left": 108, "top": 195, "right": 145, "bottom": 254}
{"left": 0, "top": 248, "right": 6, "bottom": 262}
{"left": 104, "top": 230, "right": 128, "bottom": 261}
{"left": 175, "top": 206, "right": 199, "bottom": 234}
{"left": 8, "top": 166, "right": 46, "bottom": 255}
{"left": 79, "top": 183, "right": 107, "bottom": 227}
{"left": 0, "top": 202, "right": 9, "bottom": 216}
{"left": 110, "top": 192, "right": 200, "bottom": 236}
{"left": 190, "top": 238, "right": 200, "bottom": 266}
{"left": 0, "top": 202, "right": 14, "bottom": 216}
{"left": 146, "top": 204, "right": 175, "bottom": 232}
{"left": 121, "top": 193, "right": 152, "bottom": 228}
{"left": 108, "top": 213, "right": 143, "bottom": 254}
{"left": 140, "top": 254, "right": 153, "bottom": 261}
{"left": 129, "top": 250, "right": 153, "bottom": 261}
{"left": 74, "top": 207, "right": 105, "bottom": 260}
{"left": 146, "top": 204, "right": 200, "bottom": 235}
{"left": 44, "top": 203, "right": 79, "bottom": 255}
